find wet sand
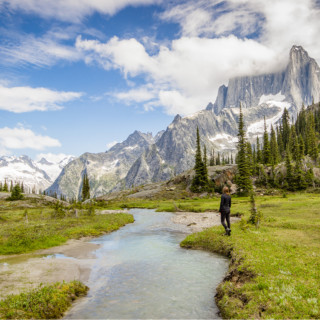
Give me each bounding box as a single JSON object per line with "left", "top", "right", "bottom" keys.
{"left": 0, "top": 238, "right": 100, "bottom": 300}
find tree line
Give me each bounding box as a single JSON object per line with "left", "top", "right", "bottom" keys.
{"left": 191, "top": 101, "right": 320, "bottom": 194}
{"left": 236, "top": 102, "right": 320, "bottom": 194}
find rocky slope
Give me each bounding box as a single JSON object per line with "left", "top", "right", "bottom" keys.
{"left": 46, "top": 131, "right": 157, "bottom": 199}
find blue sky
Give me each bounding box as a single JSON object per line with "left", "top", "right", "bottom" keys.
{"left": 0, "top": 0, "right": 320, "bottom": 161}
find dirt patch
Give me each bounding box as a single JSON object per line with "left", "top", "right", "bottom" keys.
{"left": 172, "top": 211, "right": 240, "bottom": 232}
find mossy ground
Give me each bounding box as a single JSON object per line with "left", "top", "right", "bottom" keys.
{"left": 180, "top": 193, "right": 320, "bottom": 319}
{"left": 0, "top": 281, "right": 88, "bottom": 319}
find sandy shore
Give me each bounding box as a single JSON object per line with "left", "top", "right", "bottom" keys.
{"left": 172, "top": 211, "right": 239, "bottom": 232}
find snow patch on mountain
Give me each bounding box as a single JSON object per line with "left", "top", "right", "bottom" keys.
{"left": 0, "top": 154, "right": 74, "bottom": 193}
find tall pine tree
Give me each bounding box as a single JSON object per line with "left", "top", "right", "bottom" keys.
{"left": 81, "top": 173, "right": 90, "bottom": 201}
{"left": 235, "top": 104, "right": 252, "bottom": 195}
{"left": 262, "top": 117, "right": 271, "bottom": 165}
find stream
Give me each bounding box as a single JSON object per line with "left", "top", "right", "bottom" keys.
{"left": 64, "top": 209, "right": 228, "bottom": 319}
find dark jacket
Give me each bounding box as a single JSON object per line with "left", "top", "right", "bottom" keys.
{"left": 219, "top": 193, "right": 231, "bottom": 213}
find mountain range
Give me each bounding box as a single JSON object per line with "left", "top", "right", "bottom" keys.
{"left": 0, "top": 155, "right": 75, "bottom": 193}
{"left": 4, "top": 45, "right": 319, "bottom": 199}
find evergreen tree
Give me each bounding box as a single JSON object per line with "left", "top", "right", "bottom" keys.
{"left": 0, "top": 182, "right": 2, "bottom": 192}
{"left": 252, "top": 146, "right": 257, "bottom": 175}
{"left": 81, "top": 173, "right": 90, "bottom": 201}
{"left": 209, "top": 149, "right": 215, "bottom": 166}
{"left": 282, "top": 108, "right": 290, "bottom": 149}
{"left": 216, "top": 152, "right": 221, "bottom": 165}
{"left": 8, "top": 184, "right": 23, "bottom": 201}
{"left": 230, "top": 154, "right": 233, "bottom": 164}
{"left": 277, "top": 125, "right": 284, "bottom": 160}
{"left": 21, "top": 182, "right": 24, "bottom": 193}
{"left": 307, "top": 113, "right": 318, "bottom": 161}
{"left": 285, "top": 146, "right": 293, "bottom": 190}
{"left": 10, "top": 181, "right": 13, "bottom": 192}
{"left": 256, "top": 136, "right": 263, "bottom": 164}
{"left": 235, "top": 104, "right": 252, "bottom": 194}
{"left": 202, "top": 145, "right": 209, "bottom": 184}
{"left": 262, "top": 117, "right": 271, "bottom": 164}
{"left": 270, "top": 125, "right": 279, "bottom": 165}
{"left": 246, "top": 142, "right": 253, "bottom": 175}
{"left": 190, "top": 127, "right": 209, "bottom": 192}
{"left": 3, "top": 180, "right": 8, "bottom": 192}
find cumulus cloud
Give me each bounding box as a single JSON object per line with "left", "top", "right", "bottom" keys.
{"left": 76, "top": 0, "right": 320, "bottom": 115}
{"left": 1, "top": 0, "right": 162, "bottom": 22}
{"left": 0, "top": 85, "right": 83, "bottom": 113}
{"left": 0, "top": 126, "right": 61, "bottom": 153}
{"left": 77, "top": 34, "right": 279, "bottom": 115}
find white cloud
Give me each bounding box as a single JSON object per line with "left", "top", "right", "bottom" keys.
{"left": 0, "top": 27, "right": 83, "bottom": 67}
{"left": 1, "top": 0, "right": 162, "bottom": 22}
{"left": 77, "top": 34, "right": 279, "bottom": 115}
{"left": 35, "top": 153, "right": 73, "bottom": 163}
{"left": 106, "top": 141, "right": 118, "bottom": 150}
{"left": 0, "top": 85, "right": 83, "bottom": 113}
{"left": 111, "top": 86, "right": 157, "bottom": 104}
{"left": 77, "top": 0, "right": 320, "bottom": 115}
{"left": 0, "top": 126, "right": 61, "bottom": 153}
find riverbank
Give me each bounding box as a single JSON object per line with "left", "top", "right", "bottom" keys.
{"left": 172, "top": 211, "right": 239, "bottom": 232}
{"left": 0, "top": 238, "right": 100, "bottom": 300}
{"left": 180, "top": 193, "right": 320, "bottom": 319}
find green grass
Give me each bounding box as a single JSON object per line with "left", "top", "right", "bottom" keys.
{"left": 0, "top": 281, "right": 88, "bottom": 319}
{"left": 180, "top": 193, "right": 320, "bottom": 319}
{"left": 0, "top": 198, "right": 134, "bottom": 255}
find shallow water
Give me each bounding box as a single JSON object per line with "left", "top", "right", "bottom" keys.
{"left": 64, "top": 209, "right": 228, "bottom": 319}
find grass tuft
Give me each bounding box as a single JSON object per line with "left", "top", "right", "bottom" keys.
{"left": 0, "top": 281, "right": 88, "bottom": 319}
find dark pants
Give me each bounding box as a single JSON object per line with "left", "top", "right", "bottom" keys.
{"left": 221, "top": 211, "right": 230, "bottom": 230}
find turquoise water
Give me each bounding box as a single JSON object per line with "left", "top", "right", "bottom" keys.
{"left": 64, "top": 209, "right": 228, "bottom": 319}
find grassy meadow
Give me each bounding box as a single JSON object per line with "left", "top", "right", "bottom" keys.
{"left": 179, "top": 193, "right": 320, "bottom": 319}
{"left": 1, "top": 191, "right": 320, "bottom": 318}
{"left": 0, "top": 195, "right": 134, "bottom": 255}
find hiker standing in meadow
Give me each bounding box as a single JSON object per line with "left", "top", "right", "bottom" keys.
{"left": 219, "top": 186, "right": 231, "bottom": 236}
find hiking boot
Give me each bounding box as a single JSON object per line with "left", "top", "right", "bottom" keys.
{"left": 227, "top": 228, "right": 231, "bottom": 236}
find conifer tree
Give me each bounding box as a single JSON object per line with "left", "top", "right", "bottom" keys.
{"left": 235, "top": 104, "right": 252, "bottom": 194}
{"left": 10, "top": 181, "right": 13, "bottom": 192}
{"left": 270, "top": 125, "right": 279, "bottom": 165}
{"left": 3, "top": 180, "right": 8, "bottom": 192}
{"left": 202, "top": 145, "right": 209, "bottom": 184}
{"left": 307, "top": 113, "right": 318, "bottom": 161}
{"left": 256, "top": 136, "right": 262, "bottom": 164}
{"left": 190, "top": 127, "right": 209, "bottom": 192}
{"left": 246, "top": 142, "right": 253, "bottom": 175}
{"left": 282, "top": 108, "right": 290, "bottom": 149}
{"left": 21, "top": 182, "right": 24, "bottom": 193}
{"left": 81, "top": 173, "right": 90, "bottom": 201}
{"left": 9, "top": 184, "right": 23, "bottom": 201}
{"left": 216, "top": 152, "right": 221, "bottom": 165}
{"left": 262, "top": 117, "right": 271, "bottom": 164}
{"left": 209, "top": 149, "right": 215, "bottom": 166}
{"left": 0, "top": 182, "right": 2, "bottom": 192}
{"left": 277, "top": 125, "right": 284, "bottom": 159}
{"left": 285, "top": 146, "right": 293, "bottom": 189}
